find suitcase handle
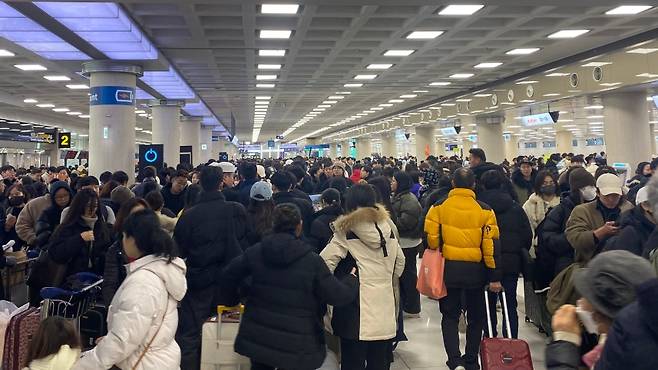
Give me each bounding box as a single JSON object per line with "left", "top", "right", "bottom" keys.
{"left": 483, "top": 285, "right": 512, "bottom": 339}
{"left": 217, "top": 305, "right": 244, "bottom": 315}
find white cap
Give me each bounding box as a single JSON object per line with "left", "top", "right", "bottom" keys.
{"left": 596, "top": 173, "right": 622, "bottom": 196}
{"left": 210, "top": 161, "right": 236, "bottom": 174}
{"left": 636, "top": 186, "right": 650, "bottom": 205}
{"left": 256, "top": 164, "right": 266, "bottom": 179}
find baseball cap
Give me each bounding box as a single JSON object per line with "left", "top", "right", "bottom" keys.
{"left": 250, "top": 181, "right": 273, "bottom": 201}
{"left": 596, "top": 173, "right": 622, "bottom": 196}
{"left": 217, "top": 162, "right": 236, "bottom": 174}
{"left": 635, "top": 186, "right": 650, "bottom": 205}
{"left": 256, "top": 164, "right": 266, "bottom": 179}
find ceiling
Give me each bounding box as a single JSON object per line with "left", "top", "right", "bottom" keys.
{"left": 0, "top": 0, "right": 656, "bottom": 146}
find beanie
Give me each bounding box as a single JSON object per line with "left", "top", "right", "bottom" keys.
{"left": 569, "top": 167, "right": 596, "bottom": 191}
{"left": 111, "top": 185, "right": 135, "bottom": 206}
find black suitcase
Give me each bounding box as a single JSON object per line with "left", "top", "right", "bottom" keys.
{"left": 80, "top": 305, "right": 108, "bottom": 349}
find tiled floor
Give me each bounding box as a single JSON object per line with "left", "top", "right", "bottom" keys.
{"left": 392, "top": 279, "right": 547, "bottom": 370}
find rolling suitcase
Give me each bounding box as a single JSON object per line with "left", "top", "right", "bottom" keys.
{"left": 2, "top": 306, "right": 40, "bottom": 370}
{"left": 523, "top": 279, "right": 543, "bottom": 332}
{"left": 201, "top": 305, "right": 250, "bottom": 370}
{"left": 480, "top": 288, "right": 533, "bottom": 370}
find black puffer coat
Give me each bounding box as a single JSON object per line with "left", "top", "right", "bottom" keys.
{"left": 603, "top": 205, "right": 655, "bottom": 256}
{"left": 307, "top": 204, "right": 342, "bottom": 253}
{"left": 221, "top": 232, "right": 357, "bottom": 370}
{"left": 34, "top": 181, "right": 72, "bottom": 249}
{"left": 537, "top": 192, "right": 578, "bottom": 284}
{"left": 478, "top": 189, "right": 532, "bottom": 277}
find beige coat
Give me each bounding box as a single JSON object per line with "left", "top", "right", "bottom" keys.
{"left": 523, "top": 193, "right": 561, "bottom": 244}
{"left": 321, "top": 205, "right": 405, "bottom": 341}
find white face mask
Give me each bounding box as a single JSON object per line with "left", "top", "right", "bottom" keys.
{"left": 580, "top": 186, "right": 597, "bottom": 202}
{"left": 576, "top": 305, "right": 599, "bottom": 334}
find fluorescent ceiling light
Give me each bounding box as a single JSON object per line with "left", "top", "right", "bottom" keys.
{"left": 36, "top": 104, "right": 55, "bottom": 108}
{"left": 384, "top": 49, "right": 415, "bottom": 57}
{"left": 367, "top": 64, "right": 393, "bottom": 70}
{"left": 438, "top": 5, "right": 484, "bottom": 15}
{"left": 389, "top": 99, "right": 404, "bottom": 103}
{"left": 317, "top": 105, "right": 331, "bottom": 108}
{"left": 14, "top": 64, "right": 47, "bottom": 71}
{"left": 327, "top": 96, "right": 344, "bottom": 99}
{"left": 256, "top": 74, "right": 277, "bottom": 81}
{"left": 66, "top": 84, "right": 89, "bottom": 89}
{"left": 506, "top": 48, "right": 540, "bottom": 55}
{"left": 255, "top": 96, "right": 271, "bottom": 100}
{"left": 588, "top": 122, "right": 604, "bottom": 125}
{"left": 323, "top": 100, "right": 337, "bottom": 104}
{"left": 413, "top": 90, "right": 429, "bottom": 93}
{"left": 259, "top": 49, "right": 286, "bottom": 57}
{"left": 474, "top": 93, "right": 491, "bottom": 97}
{"left": 260, "top": 4, "right": 299, "bottom": 14}
{"left": 135, "top": 110, "right": 146, "bottom": 114}
{"left": 406, "top": 31, "right": 444, "bottom": 39}
{"left": 449, "top": 73, "right": 474, "bottom": 79}
{"left": 474, "top": 62, "right": 502, "bottom": 69}
{"left": 79, "top": 115, "right": 90, "bottom": 119}
{"left": 371, "top": 107, "right": 384, "bottom": 111}
{"left": 430, "top": 81, "right": 452, "bottom": 86}
{"left": 441, "top": 103, "right": 456, "bottom": 106}
{"left": 258, "top": 64, "right": 282, "bottom": 70}
{"left": 66, "top": 111, "right": 82, "bottom": 116}
{"left": 400, "top": 94, "right": 417, "bottom": 98}
{"left": 543, "top": 93, "right": 561, "bottom": 97}
{"left": 0, "top": 50, "right": 15, "bottom": 57}
{"left": 141, "top": 67, "right": 197, "bottom": 99}
{"left": 259, "top": 30, "right": 292, "bottom": 39}
{"left": 52, "top": 108, "right": 69, "bottom": 112}
{"left": 546, "top": 72, "right": 570, "bottom": 77}
{"left": 599, "top": 82, "right": 622, "bottom": 86}
{"left": 336, "top": 91, "right": 351, "bottom": 94}
{"left": 548, "top": 29, "right": 590, "bottom": 39}
{"left": 585, "top": 105, "right": 604, "bottom": 109}
{"left": 43, "top": 75, "right": 71, "bottom": 81}
{"left": 605, "top": 5, "right": 652, "bottom": 15}
{"left": 379, "top": 103, "right": 394, "bottom": 107}
{"left": 354, "top": 74, "right": 377, "bottom": 80}
{"left": 581, "top": 61, "right": 612, "bottom": 67}
{"left": 516, "top": 80, "right": 538, "bottom": 85}
{"left": 257, "top": 84, "right": 275, "bottom": 88}
{"left": 587, "top": 115, "right": 604, "bottom": 119}
{"left": 627, "top": 48, "right": 658, "bottom": 54}
{"left": 344, "top": 83, "right": 363, "bottom": 87}
{"left": 23, "top": 99, "right": 38, "bottom": 103}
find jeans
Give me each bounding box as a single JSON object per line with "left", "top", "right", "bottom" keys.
{"left": 486, "top": 276, "right": 519, "bottom": 339}
{"left": 340, "top": 338, "right": 392, "bottom": 370}
{"left": 439, "top": 287, "right": 486, "bottom": 370}
{"left": 400, "top": 247, "right": 421, "bottom": 314}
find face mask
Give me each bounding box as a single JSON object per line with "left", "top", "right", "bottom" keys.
{"left": 540, "top": 185, "right": 556, "bottom": 195}
{"left": 8, "top": 196, "right": 24, "bottom": 207}
{"left": 580, "top": 186, "right": 597, "bottom": 202}
{"left": 576, "top": 305, "right": 599, "bottom": 334}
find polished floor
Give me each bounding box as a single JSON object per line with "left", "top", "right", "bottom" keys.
{"left": 392, "top": 279, "right": 547, "bottom": 370}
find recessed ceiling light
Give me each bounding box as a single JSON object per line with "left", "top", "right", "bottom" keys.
{"left": 78, "top": 115, "right": 90, "bottom": 118}
{"left": 257, "top": 64, "right": 282, "bottom": 70}
{"left": 548, "top": 29, "right": 590, "bottom": 39}
{"left": 336, "top": 91, "right": 351, "bottom": 95}
{"left": 400, "top": 94, "right": 417, "bottom": 98}
{"left": 323, "top": 100, "right": 337, "bottom": 104}
{"left": 65, "top": 84, "right": 89, "bottom": 89}
{"left": 605, "top": 5, "right": 652, "bottom": 15}
{"left": 135, "top": 110, "right": 146, "bottom": 114}
{"left": 53, "top": 108, "right": 69, "bottom": 112}
{"left": 506, "top": 48, "right": 540, "bottom": 55}
{"left": 441, "top": 103, "right": 456, "bottom": 106}
{"left": 599, "top": 82, "right": 622, "bottom": 86}
{"left": 430, "top": 81, "right": 451, "bottom": 86}
{"left": 23, "top": 98, "right": 38, "bottom": 103}
{"left": 546, "top": 72, "right": 570, "bottom": 77}
{"left": 515, "top": 80, "right": 538, "bottom": 85}
{"left": 406, "top": 31, "right": 444, "bottom": 39}
{"left": 367, "top": 64, "right": 393, "bottom": 70}
{"left": 255, "top": 96, "right": 271, "bottom": 100}
{"left": 413, "top": 90, "right": 429, "bottom": 93}
{"left": 474, "top": 62, "right": 502, "bottom": 69}
{"left": 259, "top": 49, "right": 286, "bottom": 57}
{"left": 256, "top": 83, "right": 275, "bottom": 88}
{"left": 14, "top": 64, "right": 47, "bottom": 71}
{"left": 449, "top": 73, "right": 474, "bottom": 79}
{"left": 43, "top": 75, "right": 70, "bottom": 81}
{"left": 256, "top": 74, "right": 277, "bottom": 80}
{"left": 474, "top": 93, "right": 492, "bottom": 97}
{"left": 36, "top": 103, "right": 55, "bottom": 108}
{"left": 581, "top": 61, "right": 612, "bottom": 67}
{"left": 588, "top": 122, "right": 604, "bottom": 125}
{"left": 627, "top": 48, "right": 658, "bottom": 54}
{"left": 587, "top": 115, "right": 605, "bottom": 119}
{"left": 317, "top": 105, "right": 331, "bottom": 108}
{"left": 585, "top": 105, "right": 604, "bottom": 109}
{"left": 0, "top": 50, "right": 16, "bottom": 57}
{"left": 543, "top": 93, "right": 561, "bottom": 97}
{"left": 66, "top": 112, "right": 82, "bottom": 116}
{"left": 327, "top": 96, "right": 345, "bottom": 99}
{"left": 260, "top": 4, "right": 300, "bottom": 14}
{"left": 379, "top": 103, "right": 394, "bottom": 107}
{"left": 438, "top": 4, "right": 484, "bottom": 15}
{"left": 371, "top": 107, "right": 384, "bottom": 111}
{"left": 354, "top": 74, "right": 377, "bottom": 80}
{"left": 389, "top": 99, "right": 404, "bottom": 103}
{"left": 384, "top": 49, "right": 415, "bottom": 57}
{"left": 259, "top": 30, "right": 292, "bottom": 39}
{"left": 344, "top": 83, "right": 363, "bottom": 87}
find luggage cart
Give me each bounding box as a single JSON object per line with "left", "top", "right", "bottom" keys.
{"left": 39, "top": 272, "right": 103, "bottom": 331}
{"left": 1, "top": 255, "right": 37, "bottom": 305}
{"left": 201, "top": 305, "right": 250, "bottom": 370}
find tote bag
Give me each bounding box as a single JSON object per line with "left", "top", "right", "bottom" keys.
{"left": 416, "top": 248, "right": 447, "bottom": 299}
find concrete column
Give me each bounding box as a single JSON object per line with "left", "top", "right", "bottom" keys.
{"left": 650, "top": 123, "right": 656, "bottom": 156}
{"left": 603, "top": 91, "right": 651, "bottom": 166}
{"left": 48, "top": 143, "right": 59, "bottom": 167}
{"left": 200, "top": 126, "right": 213, "bottom": 164}
{"left": 82, "top": 61, "right": 141, "bottom": 183}
{"left": 329, "top": 143, "right": 338, "bottom": 158}
{"left": 556, "top": 130, "right": 573, "bottom": 154}
{"left": 415, "top": 126, "right": 433, "bottom": 160}
{"left": 382, "top": 134, "right": 396, "bottom": 157}
{"left": 180, "top": 117, "right": 202, "bottom": 166}
{"left": 503, "top": 134, "right": 518, "bottom": 161}
{"left": 476, "top": 118, "right": 505, "bottom": 164}
{"left": 356, "top": 138, "right": 372, "bottom": 159}
{"left": 151, "top": 100, "right": 183, "bottom": 168}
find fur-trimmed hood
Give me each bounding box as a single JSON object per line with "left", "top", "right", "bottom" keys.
{"left": 332, "top": 205, "right": 395, "bottom": 249}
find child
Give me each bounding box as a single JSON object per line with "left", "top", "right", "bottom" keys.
{"left": 24, "top": 317, "right": 81, "bottom": 370}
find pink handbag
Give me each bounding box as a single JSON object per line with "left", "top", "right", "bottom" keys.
{"left": 416, "top": 248, "right": 447, "bottom": 299}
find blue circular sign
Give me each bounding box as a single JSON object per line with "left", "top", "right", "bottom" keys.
{"left": 144, "top": 148, "right": 158, "bottom": 163}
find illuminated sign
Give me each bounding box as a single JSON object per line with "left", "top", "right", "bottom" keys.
{"left": 90, "top": 86, "right": 136, "bottom": 106}
{"left": 440, "top": 127, "right": 458, "bottom": 136}
{"left": 138, "top": 144, "right": 164, "bottom": 171}
{"left": 520, "top": 111, "right": 560, "bottom": 127}
{"left": 58, "top": 132, "right": 71, "bottom": 148}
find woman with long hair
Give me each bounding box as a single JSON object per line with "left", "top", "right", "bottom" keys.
{"left": 367, "top": 176, "right": 396, "bottom": 223}
{"left": 3, "top": 183, "right": 32, "bottom": 250}
{"left": 307, "top": 188, "right": 343, "bottom": 253}
{"left": 246, "top": 181, "right": 275, "bottom": 247}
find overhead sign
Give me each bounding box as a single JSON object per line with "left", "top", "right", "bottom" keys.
{"left": 30, "top": 132, "right": 55, "bottom": 144}
{"left": 89, "top": 86, "right": 135, "bottom": 106}
{"left": 267, "top": 140, "right": 275, "bottom": 148}
{"left": 138, "top": 144, "right": 164, "bottom": 171}
{"left": 58, "top": 132, "right": 71, "bottom": 148}
{"left": 520, "top": 111, "right": 560, "bottom": 127}
{"left": 440, "top": 127, "right": 458, "bottom": 136}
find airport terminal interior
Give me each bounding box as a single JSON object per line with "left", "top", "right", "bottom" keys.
{"left": 0, "top": 1, "right": 658, "bottom": 370}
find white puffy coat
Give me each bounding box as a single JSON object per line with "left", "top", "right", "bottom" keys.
{"left": 73, "top": 255, "right": 187, "bottom": 370}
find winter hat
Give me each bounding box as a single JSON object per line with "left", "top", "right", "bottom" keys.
{"left": 421, "top": 168, "right": 440, "bottom": 187}
{"left": 568, "top": 167, "right": 596, "bottom": 191}
{"left": 111, "top": 185, "right": 135, "bottom": 206}
{"left": 250, "top": 181, "right": 272, "bottom": 201}
{"left": 574, "top": 250, "right": 656, "bottom": 318}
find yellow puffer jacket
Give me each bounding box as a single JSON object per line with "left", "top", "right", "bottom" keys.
{"left": 425, "top": 188, "right": 502, "bottom": 287}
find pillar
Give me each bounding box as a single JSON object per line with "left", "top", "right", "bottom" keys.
{"left": 48, "top": 143, "right": 59, "bottom": 167}
{"left": 461, "top": 137, "right": 474, "bottom": 158}
{"left": 603, "top": 92, "right": 651, "bottom": 167}
{"left": 650, "top": 123, "right": 656, "bottom": 156}
{"left": 180, "top": 117, "right": 202, "bottom": 166}
{"left": 556, "top": 130, "right": 573, "bottom": 154}
{"left": 382, "top": 134, "right": 396, "bottom": 157}
{"left": 82, "top": 61, "right": 141, "bottom": 183}
{"left": 200, "top": 126, "right": 213, "bottom": 164}
{"left": 503, "top": 134, "right": 518, "bottom": 161}
{"left": 476, "top": 117, "right": 505, "bottom": 164}
{"left": 415, "top": 126, "right": 433, "bottom": 160}
{"left": 151, "top": 100, "right": 183, "bottom": 168}
{"left": 356, "top": 138, "right": 372, "bottom": 159}
{"left": 212, "top": 137, "right": 224, "bottom": 160}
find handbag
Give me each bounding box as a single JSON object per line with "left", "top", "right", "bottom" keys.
{"left": 416, "top": 248, "right": 447, "bottom": 299}
{"left": 546, "top": 263, "right": 582, "bottom": 314}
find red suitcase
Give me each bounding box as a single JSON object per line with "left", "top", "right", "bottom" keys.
{"left": 480, "top": 288, "right": 534, "bottom": 370}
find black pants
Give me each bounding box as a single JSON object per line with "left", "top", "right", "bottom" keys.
{"left": 486, "top": 276, "right": 519, "bottom": 339}
{"left": 340, "top": 338, "right": 392, "bottom": 370}
{"left": 400, "top": 247, "right": 421, "bottom": 314}
{"left": 439, "top": 286, "right": 486, "bottom": 370}
{"left": 176, "top": 285, "right": 217, "bottom": 370}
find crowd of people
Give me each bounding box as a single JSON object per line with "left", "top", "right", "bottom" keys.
{"left": 0, "top": 147, "right": 656, "bottom": 370}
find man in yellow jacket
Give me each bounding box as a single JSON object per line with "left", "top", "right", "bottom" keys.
{"left": 425, "top": 168, "right": 502, "bottom": 370}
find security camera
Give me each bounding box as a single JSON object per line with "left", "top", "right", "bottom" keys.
{"left": 454, "top": 125, "right": 462, "bottom": 134}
